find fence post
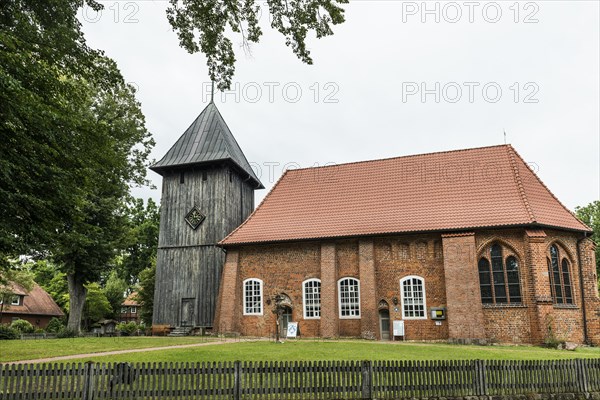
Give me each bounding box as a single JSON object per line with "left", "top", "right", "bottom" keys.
{"left": 82, "top": 362, "right": 96, "bottom": 400}
{"left": 474, "top": 359, "right": 487, "bottom": 395}
{"left": 361, "top": 360, "right": 372, "bottom": 400}
{"left": 234, "top": 361, "right": 242, "bottom": 400}
{"left": 576, "top": 359, "right": 589, "bottom": 393}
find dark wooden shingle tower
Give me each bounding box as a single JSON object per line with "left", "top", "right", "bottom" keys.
{"left": 150, "top": 101, "right": 263, "bottom": 329}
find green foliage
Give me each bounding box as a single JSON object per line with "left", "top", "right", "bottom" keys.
{"left": 0, "top": 324, "right": 20, "bottom": 340}
{"left": 117, "top": 321, "right": 140, "bottom": 336}
{"left": 29, "top": 260, "right": 69, "bottom": 311}
{"left": 0, "top": 0, "right": 116, "bottom": 260}
{"left": 103, "top": 270, "right": 127, "bottom": 319}
{"left": 137, "top": 263, "right": 156, "bottom": 326}
{"left": 119, "top": 198, "right": 159, "bottom": 287}
{"left": 575, "top": 200, "right": 600, "bottom": 278}
{"left": 56, "top": 327, "right": 78, "bottom": 339}
{"left": 82, "top": 283, "right": 112, "bottom": 328}
{"left": 10, "top": 319, "right": 34, "bottom": 333}
{"left": 166, "top": 0, "right": 348, "bottom": 90}
{"left": 46, "top": 317, "right": 65, "bottom": 334}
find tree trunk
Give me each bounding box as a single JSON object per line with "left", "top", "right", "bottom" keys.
{"left": 67, "top": 274, "right": 87, "bottom": 334}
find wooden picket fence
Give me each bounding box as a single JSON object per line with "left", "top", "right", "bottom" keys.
{"left": 1, "top": 359, "right": 600, "bottom": 399}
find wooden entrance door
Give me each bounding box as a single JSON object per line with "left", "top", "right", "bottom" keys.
{"left": 280, "top": 307, "right": 292, "bottom": 338}
{"left": 379, "top": 309, "right": 390, "bottom": 340}
{"left": 180, "top": 298, "right": 195, "bottom": 327}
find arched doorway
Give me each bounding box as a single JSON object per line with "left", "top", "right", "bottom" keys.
{"left": 378, "top": 300, "right": 390, "bottom": 340}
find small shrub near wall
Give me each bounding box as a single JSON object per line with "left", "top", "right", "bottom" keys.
{"left": 45, "top": 317, "right": 65, "bottom": 333}
{"left": 0, "top": 324, "right": 19, "bottom": 340}
{"left": 117, "top": 321, "right": 140, "bottom": 336}
{"left": 10, "top": 319, "right": 34, "bottom": 334}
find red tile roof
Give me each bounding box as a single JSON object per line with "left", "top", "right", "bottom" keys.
{"left": 2, "top": 283, "right": 64, "bottom": 317}
{"left": 221, "top": 145, "right": 590, "bottom": 245}
{"left": 122, "top": 292, "right": 140, "bottom": 307}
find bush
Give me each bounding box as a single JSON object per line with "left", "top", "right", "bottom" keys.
{"left": 116, "top": 321, "right": 139, "bottom": 336}
{"left": 0, "top": 324, "right": 20, "bottom": 340}
{"left": 57, "top": 327, "right": 78, "bottom": 338}
{"left": 10, "top": 319, "right": 34, "bottom": 333}
{"left": 46, "top": 317, "right": 65, "bottom": 333}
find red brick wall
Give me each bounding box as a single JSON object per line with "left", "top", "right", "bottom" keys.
{"left": 214, "top": 228, "right": 599, "bottom": 345}
{"left": 0, "top": 314, "right": 56, "bottom": 329}
{"left": 374, "top": 234, "right": 448, "bottom": 340}
{"left": 580, "top": 238, "right": 600, "bottom": 344}
{"left": 320, "top": 243, "right": 337, "bottom": 337}
{"left": 442, "top": 233, "right": 486, "bottom": 339}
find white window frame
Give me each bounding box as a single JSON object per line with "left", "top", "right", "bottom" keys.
{"left": 11, "top": 296, "right": 20, "bottom": 306}
{"left": 400, "top": 275, "right": 427, "bottom": 320}
{"left": 338, "top": 277, "right": 361, "bottom": 319}
{"left": 130, "top": 307, "right": 137, "bottom": 314}
{"left": 302, "top": 279, "right": 321, "bottom": 319}
{"left": 243, "top": 278, "right": 263, "bottom": 316}
{"left": 121, "top": 307, "right": 128, "bottom": 314}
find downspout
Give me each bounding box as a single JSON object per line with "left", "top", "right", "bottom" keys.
{"left": 577, "top": 232, "right": 589, "bottom": 344}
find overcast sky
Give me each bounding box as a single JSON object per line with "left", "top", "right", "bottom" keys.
{"left": 80, "top": 1, "right": 599, "bottom": 211}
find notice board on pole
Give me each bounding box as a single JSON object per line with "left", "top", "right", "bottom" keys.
{"left": 393, "top": 320, "right": 405, "bottom": 338}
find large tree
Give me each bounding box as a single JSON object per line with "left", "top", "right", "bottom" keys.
{"left": 0, "top": 1, "right": 118, "bottom": 262}
{"left": 1, "top": 1, "right": 154, "bottom": 333}
{"left": 51, "top": 68, "right": 153, "bottom": 333}
{"left": 166, "top": 0, "right": 348, "bottom": 89}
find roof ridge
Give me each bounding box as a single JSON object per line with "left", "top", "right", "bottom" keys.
{"left": 509, "top": 146, "right": 592, "bottom": 231}
{"left": 211, "top": 104, "right": 261, "bottom": 182}
{"left": 285, "top": 144, "right": 512, "bottom": 173}
{"left": 219, "top": 169, "right": 290, "bottom": 245}
{"left": 506, "top": 145, "right": 536, "bottom": 223}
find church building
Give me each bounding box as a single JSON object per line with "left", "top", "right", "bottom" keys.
{"left": 151, "top": 101, "right": 598, "bottom": 344}
{"left": 214, "top": 144, "right": 599, "bottom": 344}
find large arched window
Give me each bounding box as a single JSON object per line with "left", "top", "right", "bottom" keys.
{"left": 400, "top": 276, "right": 427, "bottom": 319}
{"left": 478, "top": 243, "right": 522, "bottom": 304}
{"left": 338, "top": 278, "right": 360, "bottom": 318}
{"left": 243, "top": 278, "right": 263, "bottom": 315}
{"left": 302, "top": 279, "right": 321, "bottom": 319}
{"left": 547, "top": 245, "right": 573, "bottom": 304}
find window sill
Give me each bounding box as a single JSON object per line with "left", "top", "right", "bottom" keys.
{"left": 553, "top": 304, "right": 578, "bottom": 310}
{"left": 482, "top": 303, "right": 527, "bottom": 309}
{"left": 339, "top": 316, "right": 361, "bottom": 320}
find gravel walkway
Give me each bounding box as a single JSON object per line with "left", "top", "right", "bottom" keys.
{"left": 6, "top": 338, "right": 253, "bottom": 365}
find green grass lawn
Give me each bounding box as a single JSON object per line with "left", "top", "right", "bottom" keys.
{"left": 5, "top": 339, "right": 597, "bottom": 364}
{"left": 0, "top": 336, "right": 213, "bottom": 363}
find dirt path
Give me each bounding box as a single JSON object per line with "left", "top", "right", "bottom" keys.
{"left": 6, "top": 338, "right": 259, "bottom": 365}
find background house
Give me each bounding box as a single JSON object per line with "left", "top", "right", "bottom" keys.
{"left": 0, "top": 283, "right": 64, "bottom": 329}
{"left": 120, "top": 292, "right": 141, "bottom": 324}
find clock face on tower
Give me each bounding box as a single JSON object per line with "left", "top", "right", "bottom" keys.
{"left": 185, "top": 206, "right": 206, "bottom": 230}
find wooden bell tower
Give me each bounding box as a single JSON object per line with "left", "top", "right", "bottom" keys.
{"left": 150, "top": 101, "right": 263, "bottom": 329}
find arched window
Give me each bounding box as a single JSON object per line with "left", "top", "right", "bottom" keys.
{"left": 303, "top": 279, "right": 321, "bottom": 319}
{"left": 338, "top": 278, "right": 360, "bottom": 318}
{"left": 547, "top": 245, "right": 573, "bottom": 304}
{"left": 478, "top": 243, "right": 522, "bottom": 304}
{"left": 243, "top": 278, "right": 263, "bottom": 315}
{"left": 400, "top": 276, "right": 427, "bottom": 319}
